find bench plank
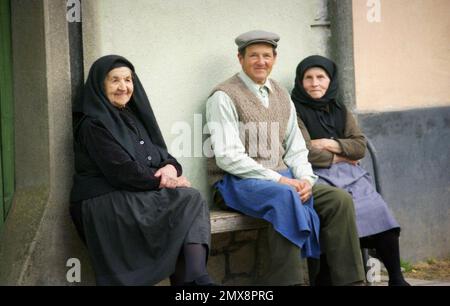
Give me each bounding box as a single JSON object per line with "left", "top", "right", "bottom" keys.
{"left": 210, "top": 210, "right": 267, "bottom": 234}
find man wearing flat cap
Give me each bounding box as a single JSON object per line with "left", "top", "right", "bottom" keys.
{"left": 205, "top": 30, "right": 365, "bottom": 286}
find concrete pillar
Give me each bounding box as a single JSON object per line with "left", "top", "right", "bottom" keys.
{"left": 0, "top": 0, "right": 94, "bottom": 285}
{"left": 328, "top": 0, "right": 356, "bottom": 110}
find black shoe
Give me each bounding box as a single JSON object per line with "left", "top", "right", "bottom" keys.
{"left": 347, "top": 281, "right": 367, "bottom": 286}
{"left": 183, "top": 281, "right": 219, "bottom": 286}
{"left": 183, "top": 275, "right": 220, "bottom": 286}
{"left": 388, "top": 278, "right": 411, "bottom": 286}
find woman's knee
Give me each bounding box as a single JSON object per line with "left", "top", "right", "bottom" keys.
{"left": 182, "top": 188, "right": 208, "bottom": 208}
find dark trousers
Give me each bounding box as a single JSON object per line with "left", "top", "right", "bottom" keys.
{"left": 223, "top": 184, "right": 365, "bottom": 286}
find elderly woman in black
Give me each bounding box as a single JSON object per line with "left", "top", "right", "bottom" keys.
{"left": 69, "top": 55, "right": 212, "bottom": 286}
{"left": 291, "top": 55, "right": 410, "bottom": 286}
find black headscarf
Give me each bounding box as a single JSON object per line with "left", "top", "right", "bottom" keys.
{"left": 73, "top": 55, "right": 168, "bottom": 159}
{"left": 291, "top": 55, "right": 346, "bottom": 139}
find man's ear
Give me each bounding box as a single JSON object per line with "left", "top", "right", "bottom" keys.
{"left": 237, "top": 53, "right": 244, "bottom": 65}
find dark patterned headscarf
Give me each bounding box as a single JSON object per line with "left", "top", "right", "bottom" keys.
{"left": 73, "top": 55, "right": 168, "bottom": 159}
{"left": 291, "top": 55, "right": 346, "bottom": 139}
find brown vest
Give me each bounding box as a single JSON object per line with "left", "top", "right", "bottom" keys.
{"left": 207, "top": 74, "right": 291, "bottom": 186}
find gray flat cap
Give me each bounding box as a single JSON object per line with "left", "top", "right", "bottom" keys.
{"left": 235, "top": 30, "right": 280, "bottom": 51}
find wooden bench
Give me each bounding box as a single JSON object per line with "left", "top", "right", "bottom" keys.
{"left": 208, "top": 210, "right": 309, "bottom": 286}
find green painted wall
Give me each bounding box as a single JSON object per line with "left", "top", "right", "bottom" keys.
{"left": 0, "top": 0, "right": 15, "bottom": 229}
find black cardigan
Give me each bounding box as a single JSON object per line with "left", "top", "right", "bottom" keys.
{"left": 70, "top": 110, "right": 181, "bottom": 202}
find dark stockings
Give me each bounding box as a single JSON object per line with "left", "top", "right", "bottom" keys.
{"left": 170, "top": 243, "right": 211, "bottom": 286}
{"left": 360, "top": 228, "right": 410, "bottom": 286}
{"left": 169, "top": 252, "right": 185, "bottom": 286}
{"left": 310, "top": 229, "right": 410, "bottom": 286}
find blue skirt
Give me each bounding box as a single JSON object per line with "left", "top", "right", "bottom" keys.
{"left": 215, "top": 169, "right": 320, "bottom": 259}
{"left": 314, "top": 163, "right": 400, "bottom": 238}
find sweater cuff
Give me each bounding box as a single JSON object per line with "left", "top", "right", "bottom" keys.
{"left": 268, "top": 171, "right": 282, "bottom": 182}
{"left": 159, "top": 159, "right": 183, "bottom": 177}
{"left": 301, "top": 175, "right": 318, "bottom": 187}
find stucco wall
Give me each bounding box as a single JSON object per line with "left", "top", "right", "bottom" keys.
{"left": 351, "top": 0, "right": 450, "bottom": 261}
{"left": 353, "top": 0, "right": 450, "bottom": 112}
{"left": 82, "top": 0, "right": 329, "bottom": 200}
{"left": 358, "top": 107, "right": 450, "bottom": 262}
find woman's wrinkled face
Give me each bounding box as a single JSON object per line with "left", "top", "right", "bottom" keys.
{"left": 104, "top": 67, "right": 134, "bottom": 108}
{"left": 302, "top": 67, "right": 331, "bottom": 100}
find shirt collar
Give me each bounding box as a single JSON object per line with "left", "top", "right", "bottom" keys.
{"left": 238, "top": 71, "right": 273, "bottom": 93}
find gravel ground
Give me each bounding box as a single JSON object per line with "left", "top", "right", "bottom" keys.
{"left": 402, "top": 257, "right": 450, "bottom": 282}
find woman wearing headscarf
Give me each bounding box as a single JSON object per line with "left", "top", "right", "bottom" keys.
{"left": 69, "top": 55, "right": 212, "bottom": 286}
{"left": 291, "top": 55, "right": 410, "bottom": 286}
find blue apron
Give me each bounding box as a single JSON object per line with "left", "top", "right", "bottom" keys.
{"left": 215, "top": 169, "right": 321, "bottom": 259}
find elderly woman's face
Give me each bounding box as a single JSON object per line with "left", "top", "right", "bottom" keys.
{"left": 302, "top": 67, "right": 330, "bottom": 100}
{"left": 104, "top": 67, "right": 134, "bottom": 108}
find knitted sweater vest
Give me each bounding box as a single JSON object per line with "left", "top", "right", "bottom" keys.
{"left": 207, "top": 74, "right": 291, "bottom": 186}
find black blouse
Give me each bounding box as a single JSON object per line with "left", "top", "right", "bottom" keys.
{"left": 70, "top": 108, "right": 182, "bottom": 202}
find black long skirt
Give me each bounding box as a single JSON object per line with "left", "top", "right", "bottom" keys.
{"left": 71, "top": 187, "right": 210, "bottom": 286}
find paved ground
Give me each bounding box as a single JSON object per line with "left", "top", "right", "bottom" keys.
{"left": 370, "top": 275, "right": 450, "bottom": 286}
